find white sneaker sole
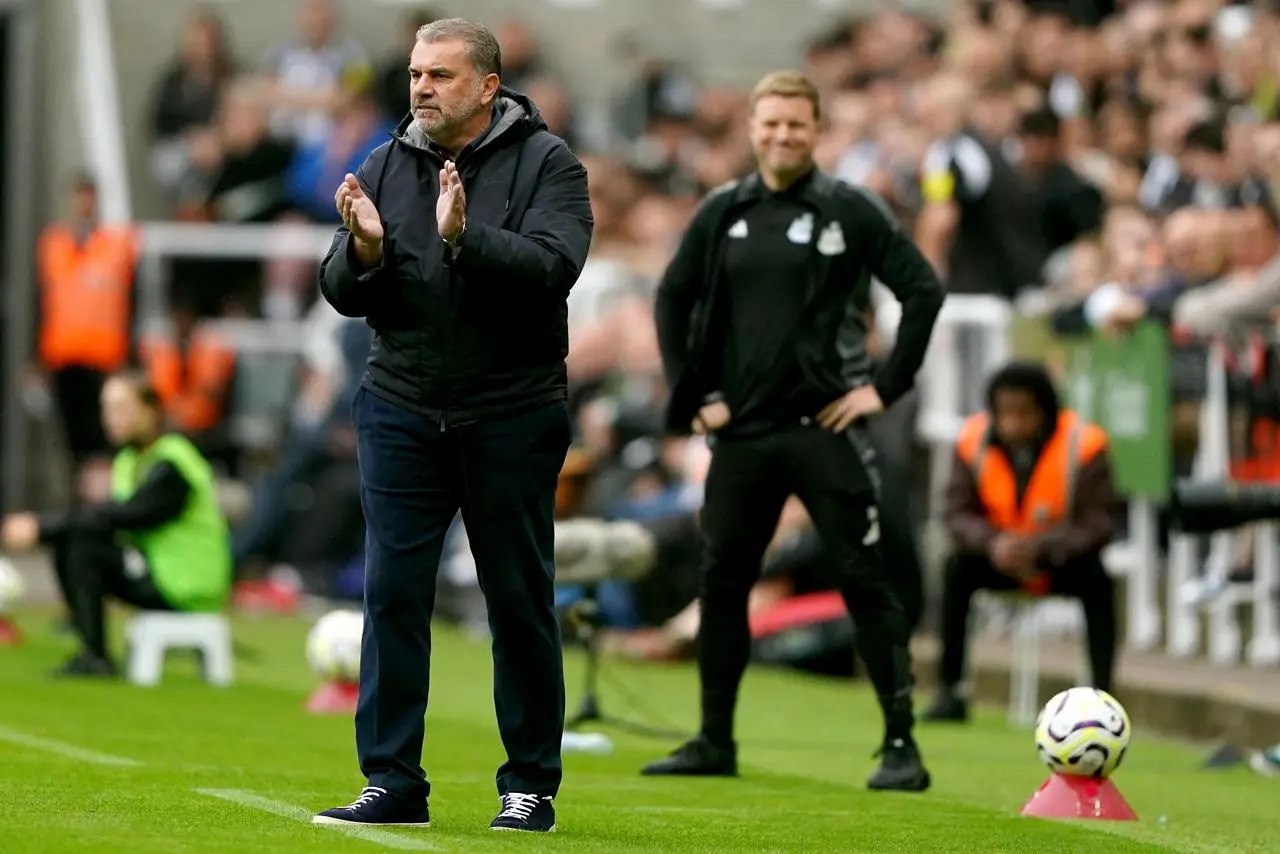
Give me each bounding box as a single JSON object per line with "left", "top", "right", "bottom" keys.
{"left": 312, "top": 816, "right": 431, "bottom": 828}
{"left": 491, "top": 824, "right": 556, "bottom": 833}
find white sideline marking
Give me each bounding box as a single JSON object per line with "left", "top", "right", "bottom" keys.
{"left": 194, "top": 789, "right": 439, "bottom": 850}
{"left": 0, "top": 725, "right": 144, "bottom": 767}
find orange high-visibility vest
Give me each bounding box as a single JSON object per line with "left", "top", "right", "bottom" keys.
{"left": 140, "top": 328, "right": 236, "bottom": 433}
{"left": 36, "top": 224, "right": 137, "bottom": 371}
{"left": 955, "top": 410, "right": 1108, "bottom": 535}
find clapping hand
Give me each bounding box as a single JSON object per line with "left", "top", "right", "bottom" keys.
{"left": 335, "top": 175, "right": 383, "bottom": 243}
{"left": 335, "top": 174, "right": 383, "bottom": 267}
{"left": 437, "top": 160, "right": 466, "bottom": 245}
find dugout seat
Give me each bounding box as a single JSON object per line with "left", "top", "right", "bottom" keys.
{"left": 125, "top": 611, "right": 233, "bottom": 687}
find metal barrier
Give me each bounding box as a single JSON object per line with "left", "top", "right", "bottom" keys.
{"left": 1167, "top": 343, "right": 1280, "bottom": 666}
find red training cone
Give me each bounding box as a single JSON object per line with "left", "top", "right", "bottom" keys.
{"left": 1021, "top": 773, "right": 1138, "bottom": 821}
{"left": 233, "top": 579, "right": 301, "bottom": 615}
{"left": 306, "top": 681, "right": 359, "bottom": 714}
{"left": 0, "top": 616, "right": 22, "bottom": 646}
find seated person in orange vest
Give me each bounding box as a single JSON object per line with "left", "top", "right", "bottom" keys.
{"left": 139, "top": 305, "right": 236, "bottom": 448}
{"left": 923, "top": 361, "right": 1121, "bottom": 722}
{"left": 0, "top": 371, "right": 231, "bottom": 677}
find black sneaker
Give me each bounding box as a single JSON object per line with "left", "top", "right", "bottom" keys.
{"left": 313, "top": 786, "right": 430, "bottom": 827}
{"left": 640, "top": 735, "right": 737, "bottom": 776}
{"left": 867, "top": 737, "right": 931, "bottom": 792}
{"left": 53, "top": 652, "right": 117, "bottom": 678}
{"left": 490, "top": 793, "right": 555, "bottom": 832}
{"left": 921, "top": 690, "right": 968, "bottom": 723}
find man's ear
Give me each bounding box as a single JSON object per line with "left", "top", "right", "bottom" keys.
{"left": 481, "top": 73, "right": 501, "bottom": 106}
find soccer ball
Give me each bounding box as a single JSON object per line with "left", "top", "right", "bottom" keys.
{"left": 0, "top": 558, "right": 25, "bottom": 614}
{"left": 1035, "top": 687, "right": 1131, "bottom": 778}
{"left": 305, "top": 610, "right": 364, "bottom": 685}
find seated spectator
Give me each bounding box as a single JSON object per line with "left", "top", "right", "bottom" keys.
{"left": 264, "top": 0, "right": 372, "bottom": 147}
{"left": 1160, "top": 116, "right": 1276, "bottom": 214}
{"left": 138, "top": 303, "right": 237, "bottom": 467}
{"left": 0, "top": 371, "right": 232, "bottom": 677}
{"left": 284, "top": 82, "right": 392, "bottom": 223}
{"left": 149, "top": 9, "right": 237, "bottom": 213}
{"left": 178, "top": 77, "right": 296, "bottom": 317}
{"left": 202, "top": 78, "right": 297, "bottom": 225}
{"left": 1053, "top": 206, "right": 1225, "bottom": 335}
{"left": 1172, "top": 205, "right": 1280, "bottom": 338}
{"left": 1071, "top": 98, "right": 1150, "bottom": 207}
{"left": 923, "top": 361, "right": 1120, "bottom": 722}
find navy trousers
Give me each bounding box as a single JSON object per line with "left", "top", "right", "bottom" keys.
{"left": 352, "top": 387, "right": 570, "bottom": 800}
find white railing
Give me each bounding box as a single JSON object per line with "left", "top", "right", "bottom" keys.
{"left": 134, "top": 222, "right": 336, "bottom": 327}
{"left": 1167, "top": 345, "right": 1280, "bottom": 666}
{"left": 134, "top": 222, "right": 339, "bottom": 448}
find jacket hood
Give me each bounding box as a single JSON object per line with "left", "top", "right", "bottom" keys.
{"left": 393, "top": 85, "right": 547, "bottom": 154}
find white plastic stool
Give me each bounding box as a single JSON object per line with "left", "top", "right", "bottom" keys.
{"left": 126, "top": 612, "right": 233, "bottom": 687}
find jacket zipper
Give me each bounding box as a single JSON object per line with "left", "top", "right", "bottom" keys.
{"left": 439, "top": 275, "right": 452, "bottom": 432}
{"left": 438, "top": 155, "right": 463, "bottom": 433}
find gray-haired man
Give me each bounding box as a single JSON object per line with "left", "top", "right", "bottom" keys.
{"left": 313, "top": 18, "right": 592, "bottom": 833}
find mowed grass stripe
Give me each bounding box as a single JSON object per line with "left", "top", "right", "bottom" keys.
{"left": 0, "top": 724, "right": 144, "bottom": 767}
{"left": 195, "top": 788, "right": 440, "bottom": 851}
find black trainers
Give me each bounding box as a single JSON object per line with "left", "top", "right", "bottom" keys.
{"left": 53, "top": 651, "right": 117, "bottom": 678}
{"left": 867, "top": 737, "right": 931, "bottom": 792}
{"left": 921, "top": 689, "right": 969, "bottom": 723}
{"left": 641, "top": 735, "right": 737, "bottom": 776}
{"left": 313, "top": 786, "right": 430, "bottom": 827}
{"left": 490, "top": 793, "right": 555, "bottom": 832}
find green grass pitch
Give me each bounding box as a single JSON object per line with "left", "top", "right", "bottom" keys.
{"left": 0, "top": 611, "right": 1276, "bottom": 852}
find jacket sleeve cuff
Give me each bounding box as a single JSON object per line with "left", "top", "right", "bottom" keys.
{"left": 344, "top": 234, "right": 384, "bottom": 282}
{"left": 872, "top": 376, "right": 906, "bottom": 410}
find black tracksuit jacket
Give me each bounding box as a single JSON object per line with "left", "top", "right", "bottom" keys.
{"left": 655, "top": 169, "right": 945, "bottom": 434}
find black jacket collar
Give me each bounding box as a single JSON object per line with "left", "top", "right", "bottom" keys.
{"left": 732, "top": 168, "right": 839, "bottom": 212}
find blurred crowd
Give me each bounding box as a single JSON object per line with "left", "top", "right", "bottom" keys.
{"left": 34, "top": 0, "right": 1280, "bottom": 654}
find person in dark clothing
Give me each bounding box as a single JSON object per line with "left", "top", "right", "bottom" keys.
{"left": 923, "top": 362, "right": 1121, "bottom": 722}
{"left": 1016, "top": 107, "right": 1104, "bottom": 257}
{"left": 0, "top": 371, "right": 231, "bottom": 677}
{"left": 642, "top": 70, "right": 944, "bottom": 791}
{"left": 313, "top": 19, "right": 592, "bottom": 835}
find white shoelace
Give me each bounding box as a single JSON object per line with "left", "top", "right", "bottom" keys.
{"left": 346, "top": 786, "right": 387, "bottom": 809}
{"left": 497, "top": 793, "right": 542, "bottom": 821}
